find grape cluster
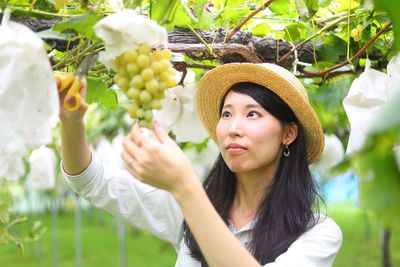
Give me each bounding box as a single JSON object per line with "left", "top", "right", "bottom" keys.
{"left": 114, "top": 44, "right": 177, "bottom": 128}
{"left": 350, "top": 25, "right": 364, "bottom": 42}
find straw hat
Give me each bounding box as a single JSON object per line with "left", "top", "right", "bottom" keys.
{"left": 196, "top": 63, "right": 324, "bottom": 164}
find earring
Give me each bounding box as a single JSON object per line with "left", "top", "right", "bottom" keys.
{"left": 283, "top": 144, "right": 290, "bottom": 157}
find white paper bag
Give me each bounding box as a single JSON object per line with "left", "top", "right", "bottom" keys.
{"left": 154, "top": 84, "right": 208, "bottom": 143}
{"left": 0, "top": 9, "right": 59, "bottom": 180}
{"left": 26, "top": 146, "right": 56, "bottom": 191}
{"left": 343, "top": 60, "right": 388, "bottom": 155}
{"left": 94, "top": 9, "right": 168, "bottom": 70}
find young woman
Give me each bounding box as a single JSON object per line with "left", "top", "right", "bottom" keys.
{"left": 59, "top": 63, "right": 342, "bottom": 267}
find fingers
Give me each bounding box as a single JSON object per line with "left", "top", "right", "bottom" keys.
{"left": 80, "top": 77, "right": 87, "bottom": 100}
{"left": 153, "top": 123, "right": 171, "bottom": 144}
{"left": 122, "top": 135, "right": 143, "bottom": 161}
{"left": 130, "top": 123, "right": 145, "bottom": 147}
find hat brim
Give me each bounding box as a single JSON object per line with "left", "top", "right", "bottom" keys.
{"left": 196, "top": 63, "right": 324, "bottom": 164}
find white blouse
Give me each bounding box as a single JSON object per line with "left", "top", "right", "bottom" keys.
{"left": 62, "top": 153, "right": 342, "bottom": 267}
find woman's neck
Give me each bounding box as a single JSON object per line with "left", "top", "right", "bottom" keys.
{"left": 230, "top": 170, "right": 275, "bottom": 230}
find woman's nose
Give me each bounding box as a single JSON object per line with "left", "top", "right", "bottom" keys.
{"left": 228, "top": 117, "right": 244, "bottom": 137}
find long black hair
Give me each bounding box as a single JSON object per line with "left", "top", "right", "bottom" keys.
{"left": 183, "top": 82, "right": 321, "bottom": 266}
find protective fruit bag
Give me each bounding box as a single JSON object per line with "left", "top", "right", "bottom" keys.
{"left": 0, "top": 9, "right": 59, "bottom": 181}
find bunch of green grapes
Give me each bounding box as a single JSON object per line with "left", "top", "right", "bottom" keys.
{"left": 351, "top": 25, "right": 364, "bottom": 42}
{"left": 113, "top": 44, "right": 177, "bottom": 128}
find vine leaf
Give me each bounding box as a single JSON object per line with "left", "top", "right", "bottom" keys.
{"left": 316, "top": 32, "right": 348, "bottom": 62}
{"left": 373, "top": 0, "right": 400, "bottom": 52}
{"left": 53, "top": 12, "right": 102, "bottom": 40}
{"left": 269, "top": 0, "right": 291, "bottom": 14}
{"left": 150, "top": 0, "right": 194, "bottom": 30}
{"left": 86, "top": 78, "right": 118, "bottom": 111}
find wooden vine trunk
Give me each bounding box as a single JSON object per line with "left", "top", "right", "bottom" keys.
{"left": 1, "top": 13, "right": 316, "bottom": 69}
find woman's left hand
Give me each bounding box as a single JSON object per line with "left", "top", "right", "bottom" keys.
{"left": 122, "top": 123, "right": 197, "bottom": 193}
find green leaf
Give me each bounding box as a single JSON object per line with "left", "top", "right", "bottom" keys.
{"left": 284, "top": 22, "right": 308, "bottom": 41}
{"left": 86, "top": 78, "right": 118, "bottom": 111}
{"left": 373, "top": 0, "right": 400, "bottom": 53}
{"left": 37, "top": 29, "right": 71, "bottom": 40}
{"left": 53, "top": 12, "right": 102, "bottom": 40}
{"left": 316, "top": 32, "right": 348, "bottom": 62}
{"left": 318, "top": 0, "right": 331, "bottom": 7}
{"left": 269, "top": 0, "right": 291, "bottom": 15}
{"left": 220, "top": 6, "right": 250, "bottom": 26}
{"left": 196, "top": 0, "right": 216, "bottom": 29}
{"left": 0, "top": 202, "right": 11, "bottom": 225}
{"left": 303, "top": 0, "right": 319, "bottom": 12}
{"left": 355, "top": 149, "right": 400, "bottom": 227}
{"left": 150, "top": 0, "right": 195, "bottom": 30}
{"left": 249, "top": 22, "right": 271, "bottom": 36}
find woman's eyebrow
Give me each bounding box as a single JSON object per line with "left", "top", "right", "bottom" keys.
{"left": 222, "top": 103, "right": 262, "bottom": 109}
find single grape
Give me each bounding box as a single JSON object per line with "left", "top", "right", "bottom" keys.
{"left": 158, "top": 81, "right": 168, "bottom": 91}
{"left": 151, "top": 99, "right": 162, "bottom": 110}
{"left": 130, "top": 75, "right": 144, "bottom": 89}
{"left": 136, "top": 108, "right": 145, "bottom": 119}
{"left": 144, "top": 110, "right": 153, "bottom": 121}
{"left": 124, "top": 50, "right": 138, "bottom": 63}
{"left": 116, "top": 77, "right": 130, "bottom": 91}
{"left": 127, "top": 87, "right": 141, "bottom": 100}
{"left": 118, "top": 67, "right": 129, "bottom": 78}
{"left": 160, "top": 59, "right": 171, "bottom": 70}
{"left": 126, "top": 63, "right": 140, "bottom": 76}
{"left": 137, "top": 54, "right": 150, "bottom": 68}
{"left": 155, "top": 91, "right": 165, "bottom": 100}
{"left": 350, "top": 28, "right": 358, "bottom": 38}
{"left": 141, "top": 68, "right": 154, "bottom": 81}
{"left": 161, "top": 49, "right": 172, "bottom": 59}
{"left": 139, "top": 90, "right": 152, "bottom": 103}
{"left": 159, "top": 72, "right": 169, "bottom": 82}
{"left": 166, "top": 75, "right": 177, "bottom": 87}
{"left": 138, "top": 44, "right": 152, "bottom": 55}
{"left": 150, "top": 61, "right": 163, "bottom": 74}
{"left": 128, "top": 103, "right": 139, "bottom": 118}
{"left": 145, "top": 79, "right": 159, "bottom": 94}
{"left": 151, "top": 50, "right": 164, "bottom": 61}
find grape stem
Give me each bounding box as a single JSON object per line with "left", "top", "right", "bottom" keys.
{"left": 186, "top": 25, "right": 218, "bottom": 58}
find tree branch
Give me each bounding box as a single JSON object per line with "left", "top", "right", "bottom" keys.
{"left": 224, "top": 0, "right": 274, "bottom": 43}
{"left": 299, "top": 23, "right": 392, "bottom": 78}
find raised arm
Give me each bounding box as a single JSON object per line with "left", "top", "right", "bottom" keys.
{"left": 56, "top": 76, "right": 92, "bottom": 175}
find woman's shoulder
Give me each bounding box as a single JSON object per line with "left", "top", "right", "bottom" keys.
{"left": 303, "top": 214, "right": 342, "bottom": 243}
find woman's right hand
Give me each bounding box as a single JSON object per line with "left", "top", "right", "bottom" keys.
{"left": 55, "top": 74, "right": 88, "bottom": 123}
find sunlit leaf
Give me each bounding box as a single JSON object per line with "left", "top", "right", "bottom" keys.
{"left": 269, "top": 0, "right": 291, "bottom": 15}
{"left": 150, "top": 0, "right": 195, "bottom": 30}
{"left": 86, "top": 78, "right": 118, "bottom": 111}
{"left": 53, "top": 12, "right": 103, "bottom": 40}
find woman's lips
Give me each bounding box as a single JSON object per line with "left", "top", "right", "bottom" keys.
{"left": 226, "top": 143, "right": 247, "bottom": 154}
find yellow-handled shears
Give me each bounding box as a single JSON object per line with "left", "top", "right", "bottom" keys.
{"left": 55, "top": 53, "right": 98, "bottom": 112}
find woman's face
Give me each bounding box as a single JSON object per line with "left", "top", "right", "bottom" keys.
{"left": 216, "top": 91, "right": 286, "bottom": 175}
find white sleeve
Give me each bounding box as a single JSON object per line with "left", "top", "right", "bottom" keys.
{"left": 264, "top": 216, "right": 342, "bottom": 267}
{"left": 62, "top": 153, "right": 184, "bottom": 248}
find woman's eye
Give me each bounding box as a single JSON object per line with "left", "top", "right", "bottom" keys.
{"left": 221, "top": 111, "right": 231, "bottom": 118}
{"left": 248, "top": 111, "right": 261, "bottom": 118}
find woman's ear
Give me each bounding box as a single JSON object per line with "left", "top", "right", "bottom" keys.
{"left": 283, "top": 122, "right": 298, "bottom": 145}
